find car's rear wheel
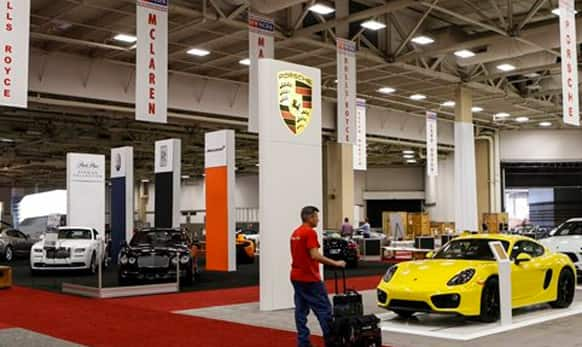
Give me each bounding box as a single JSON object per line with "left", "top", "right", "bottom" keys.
{"left": 551, "top": 268, "right": 575, "bottom": 309}
{"left": 479, "top": 277, "right": 500, "bottom": 323}
{"left": 393, "top": 310, "right": 415, "bottom": 319}
{"left": 3, "top": 246, "right": 13, "bottom": 262}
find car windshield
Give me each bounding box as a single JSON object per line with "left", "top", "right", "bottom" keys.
{"left": 434, "top": 239, "right": 510, "bottom": 261}
{"left": 58, "top": 229, "right": 92, "bottom": 240}
{"left": 130, "top": 230, "right": 186, "bottom": 246}
{"left": 552, "top": 222, "right": 582, "bottom": 236}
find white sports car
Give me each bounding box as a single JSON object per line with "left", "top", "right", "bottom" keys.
{"left": 30, "top": 227, "right": 105, "bottom": 273}
{"left": 540, "top": 218, "right": 582, "bottom": 278}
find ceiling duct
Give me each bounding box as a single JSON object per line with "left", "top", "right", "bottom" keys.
{"left": 250, "top": 0, "right": 311, "bottom": 14}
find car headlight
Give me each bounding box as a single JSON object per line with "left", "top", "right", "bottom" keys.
{"left": 171, "top": 256, "right": 179, "bottom": 265}
{"left": 383, "top": 266, "right": 397, "bottom": 282}
{"left": 180, "top": 255, "right": 190, "bottom": 264}
{"left": 120, "top": 254, "right": 128, "bottom": 264}
{"left": 74, "top": 248, "right": 86, "bottom": 253}
{"left": 128, "top": 257, "right": 137, "bottom": 264}
{"left": 33, "top": 248, "right": 43, "bottom": 253}
{"left": 447, "top": 269, "right": 476, "bottom": 286}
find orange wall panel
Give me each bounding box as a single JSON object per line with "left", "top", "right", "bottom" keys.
{"left": 205, "top": 166, "right": 229, "bottom": 271}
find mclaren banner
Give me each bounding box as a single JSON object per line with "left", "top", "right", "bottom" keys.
{"left": 136, "top": 0, "right": 168, "bottom": 124}
{"left": 353, "top": 98, "right": 367, "bottom": 171}
{"left": 426, "top": 111, "right": 438, "bottom": 176}
{"left": 248, "top": 13, "right": 274, "bottom": 133}
{"left": 336, "top": 38, "right": 356, "bottom": 144}
{"left": 559, "top": 0, "right": 579, "bottom": 126}
{"left": 0, "top": 0, "right": 30, "bottom": 108}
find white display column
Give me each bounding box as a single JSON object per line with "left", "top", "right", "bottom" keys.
{"left": 454, "top": 86, "right": 478, "bottom": 232}
{"left": 66, "top": 153, "right": 106, "bottom": 233}
{"left": 258, "top": 59, "right": 322, "bottom": 311}
{"left": 110, "top": 147, "right": 134, "bottom": 259}
{"left": 154, "top": 139, "right": 181, "bottom": 228}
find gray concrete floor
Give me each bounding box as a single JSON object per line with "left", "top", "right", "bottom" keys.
{"left": 0, "top": 329, "right": 83, "bottom": 347}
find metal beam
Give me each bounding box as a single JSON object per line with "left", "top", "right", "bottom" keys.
{"left": 516, "top": 0, "right": 547, "bottom": 32}
{"left": 394, "top": 0, "right": 439, "bottom": 57}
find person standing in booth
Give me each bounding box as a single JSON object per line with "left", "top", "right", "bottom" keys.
{"left": 290, "top": 206, "right": 346, "bottom": 347}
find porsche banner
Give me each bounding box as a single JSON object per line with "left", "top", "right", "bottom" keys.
{"left": 136, "top": 0, "right": 168, "bottom": 124}
{"left": 559, "top": 0, "right": 579, "bottom": 126}
{"left": 426, "top": 111, "right": 438, "bottom": 176}
{"left": 353, "top": 98, "right": 367, "bottom": 171}
{"left": 248, "top": 13, "right": 274, "bottom": 133}
{"left": 0, "top": 0, "right": 30, "bottom": 108}
{"left": 336, "top": 38, "right": 357, "bottom": 144}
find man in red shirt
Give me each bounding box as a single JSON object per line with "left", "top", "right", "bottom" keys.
{"left": 291, "top": 206, "right": 346, "bottom": 347}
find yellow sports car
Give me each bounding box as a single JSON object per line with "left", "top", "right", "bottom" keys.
{"left": 377, "top": 234, "right": 576, "bottom": 322}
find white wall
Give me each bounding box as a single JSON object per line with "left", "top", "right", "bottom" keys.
{"left": 500, "top": 129, "right": 582, "bottom": 161}
{"left": 364, "top": 167, "right": 425, "bottom": 191}
{"left": 427, "top": 154, "right": 455, "bottom": 222}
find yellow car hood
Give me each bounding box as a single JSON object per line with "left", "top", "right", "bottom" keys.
{"left": 389, "top": 259, "right": 493, "bottom": 289}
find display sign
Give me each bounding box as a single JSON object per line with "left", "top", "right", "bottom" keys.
{"left": 248, "top": 13, "right": 274, "bottom": 133}
{"left": 278, "top": 71, "right": 313, "bottom": 136}
{"left": 426, "top": 111, "right": 438, "bottom": 176}
{"left": 0, "top": 0, "right": 30, "bottom": 108}
{"left": 336, "top": 38, "right": 357, "bottom": 144}
{"left": 559, "top": 0, "right": 579, "bottom": 126}
{"left": 154, "top": 139, "right": 181, "bottom": 228}
{"left": 353, "top": 98, "right": 367, "bottom": 170}
{"left": 154, "top": 139, "right": 174, "bottom": 173}
{"left": 69, "top": 156, "right": 105, "bottom": 183}
{"left": 136, "top": 0, "right": 168, "bottom": 124}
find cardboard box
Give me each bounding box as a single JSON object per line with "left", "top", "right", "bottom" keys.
{"left": 482, "top": 213, "right": 509, "bottom": 233}
{"left": 430, "top": 222, "right": 456, "bottom": 235}
{"left": 382, "top": 212, "right": 408, "bottom": 240}
{"left": 0, "top": 266, "right": 12, "bottom": 289}
{"left": 408, "top": 212, "right": 430, "bottom": 237}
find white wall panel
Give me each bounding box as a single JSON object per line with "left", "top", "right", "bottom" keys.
{"left": 500, "top": 130, "right": 582, "bottom": 161}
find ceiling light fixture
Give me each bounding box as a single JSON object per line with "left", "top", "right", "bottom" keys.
{"left": 472, "top": 106, "right": 484, "bottom": 112}
{"left": 454, "top": 49, "right": 475, "bottom": 58}
{"left": 361, "top": 19, "right": 386, "bottom": 31}
{"left": 497, "top": 63, "right": 516, "bottom": 72}
{"left": 309, "top": 3, "right": 335, "bottom": 15}
{"left": 239, "top": 58, "right": 251, "bottom": 66}
{"left": 410, "top": 94, "right": 427, "bottom": 101}
{"left": 141, "top": 179, "right": 150, "bottom": 183}
{"left": 402, "top": 150, "right": 415, "bottom": 155}
{"left": 187, "top": 48, "right": 210, "bottom": 56}
{"left": 524, "top": 72, "right": 541, "bottom": 78}
{"left": 539, "top": 121, "right": 552, "bottom": 127}
{"left": 403, "top": 154, "right": 415, "bottom": 159}
{"left": 377, "top": 86, "right": 396, "bottom": 94}
{"left": 411, "top": 35, "right": 434, "bottom": 45}
{"left": 441, "top": 100, "right": 455, "bottom": 107}
{"left": 113, "top": 34, "right": 137, "bottom": 43}
{"left": 515, "top": 116, "right": 529, "bottom": 123}
{"left": 552, "top": 8, "right": 578, "bottom": 16}
{"left": 406, "top": 159, "right": 417, "bottom": 164}
{"left": 181, "top": 175, "right": 191, "bottom": 179}
{"left": 494, "top": 112, "right": 510, "bottom": 119}
{"left": 0, "top": 138, "right": 14, "bottom": 143}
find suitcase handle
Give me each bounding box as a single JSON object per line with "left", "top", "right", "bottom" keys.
{"left": 333, "top": 268, "right": 347, "bottom": 294}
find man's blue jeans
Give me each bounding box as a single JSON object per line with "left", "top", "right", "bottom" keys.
{"left": 292, "top": 280, "right": 333, "bottom": 347}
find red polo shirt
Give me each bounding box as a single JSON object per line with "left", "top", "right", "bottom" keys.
{"left": 290, "top": 224, "right": 321, "bottom": 282}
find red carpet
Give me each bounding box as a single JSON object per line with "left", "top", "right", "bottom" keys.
{"left": 0, "top": 322, "right": 12, "bottom": 330}
{"left": 0, "top": 275, "right": 386, "bottom": 347}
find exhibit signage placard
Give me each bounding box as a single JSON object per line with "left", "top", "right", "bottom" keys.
{"left": 258, "top": 59, "right": 322, "bottom": 311}
{"left": 154, "top": 139, "right": 181, "bottom": 228}
{"left": 66, "top": 153, "right": 105, "bottom": 234}
{"left": 353, "top": 98, "right": 367, "bottom": 171}
{"left": 426, "top": 111, "right": 438, "bottom": 177}
{"left": 248, "top": 13, "right": 274, "bottom": 133}
{"left": 336, "top": 38, "right": 356, "bottom": 144}
{"left": 110, "top": 147, "right": 134, "bottom": 259}
{"left": 136, "top": 0, "right": 168, "bottom": 124}
{"left": 205, "top": 130, "right": 236, "bottom": 272}
{"left": 559, "top": 0, "right": 579, "bottom": 126}
{"left": 0, "top": 0, "right": 30, "bottom": 108}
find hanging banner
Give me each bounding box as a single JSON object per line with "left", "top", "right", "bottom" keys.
{"left": 336, "top": 38, "right": 356, "bottom": 144}
{"left": 426, "top": 111, "right": 438, "bottom": 176}
{"left": 136, "top": 0, "right": 168, "bottom": 124}
{"left": 0, "top": 0, "right": 30, "bottom": 108}
{"left": 559, "top": 0, "right": 579, "bottom": 126}
{"left": 248, "top": 13, "right": 274, "bottom": 133}
{"left": 353, "top": 98, "right": 367, "bottom": 171}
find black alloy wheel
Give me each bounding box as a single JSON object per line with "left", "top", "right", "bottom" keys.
{"left": 4, "top": 246, "right": 13, "bottom": 262}
{"left": 479, "top": 277, "right": 500, "bottom": 323}
{"left": 551, "top": 268, "right": 575, "bottom": 308}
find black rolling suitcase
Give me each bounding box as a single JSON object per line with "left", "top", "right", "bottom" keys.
{"left": 332, "top": 269, "right": 363, "bottom": 318}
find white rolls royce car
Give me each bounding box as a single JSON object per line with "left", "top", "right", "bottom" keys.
{"left": 30, "top": 227, "right": 105, "bottom": 273}
{"left": 541, "top": 218, "right": 582, "bottom": 278}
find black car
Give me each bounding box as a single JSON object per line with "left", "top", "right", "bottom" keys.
{"left": 323, "top": 231, "right": 359, "bottom": 268}
{"left": 118, "top": 228, "right": 194, "bottom": 285}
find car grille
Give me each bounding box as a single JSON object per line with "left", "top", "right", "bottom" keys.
{"left": 138, "top": 255, "right": 169, "bottom": 268}
{"left": 563, "top": 252, "right": 579, "bottom": 263}
{"left": 431, "top": 294, "right": 461, "bottom": 309}
{"left": 388, "top": 299, "right": 432, "bottom": 312}
{"left": 45, "top": 247, "right": 70, "bottom": 259}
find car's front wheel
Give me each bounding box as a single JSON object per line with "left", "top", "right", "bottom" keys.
{"left": 479, "top": 277, "right": 500, "bottom": 323}
{"left": 551, "top": 268, "right": 575, "bottom": 309}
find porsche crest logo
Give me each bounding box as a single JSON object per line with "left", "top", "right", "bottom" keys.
{"left": 278, "top": 71, "right": 313, "bottom": 136}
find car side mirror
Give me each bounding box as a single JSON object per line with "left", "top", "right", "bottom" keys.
{"left": 425, "top": 251, "right": 434, "bottom": 259}
{"left": 515, "top": 253, "right": 532, "bottom": 265}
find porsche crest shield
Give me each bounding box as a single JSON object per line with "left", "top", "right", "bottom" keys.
{"left": 278, "top": 71, "right": 313, "bottom": 136}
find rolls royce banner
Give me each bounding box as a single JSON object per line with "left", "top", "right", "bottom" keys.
{"left": 353, "top": 98, "right": 367, "bottom": 171}
{"left": 136, "top": 0, "right": 168, "bottom": 124}
{"left": 336, "top": 38, "right": 356, "bottom": 144}
{"left": 0, "top": 0, "right": 30, "bottom": 108}
{"left": 426, "top": 111, "right": 438, "bottom": 176}
{"left": 559, "top": 0, "right": 579, "bottom": 126}
{"left": 248, "top": 13, "right": 274, "bottom": 133}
